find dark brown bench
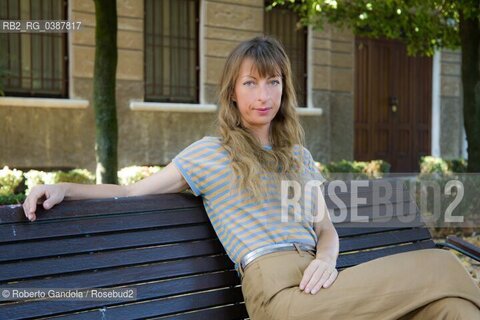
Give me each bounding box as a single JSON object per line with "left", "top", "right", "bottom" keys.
{"left": 0, "top": 180, "right": 478, "bottom": 319}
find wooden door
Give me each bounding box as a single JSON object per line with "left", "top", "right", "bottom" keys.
{"left": 354, "top": 37, "right": 432, "bottom": 172}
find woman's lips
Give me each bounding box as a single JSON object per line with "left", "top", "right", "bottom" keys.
{"left": 255, "top": 108, "right": 271, "bottom": 115}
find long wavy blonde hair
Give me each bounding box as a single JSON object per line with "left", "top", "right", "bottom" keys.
{"left": 216, "top": 36, "right": 307, "bottom": 200}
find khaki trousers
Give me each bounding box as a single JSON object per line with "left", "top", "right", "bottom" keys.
{"left": 240, "top": 248, "right": 480, "bottom": 320}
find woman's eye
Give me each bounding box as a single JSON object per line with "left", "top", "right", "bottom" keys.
{"left": 270, "top": 80, "right": 281, "bottom": 86}
{"left": 243, "top": 81, "right": 255, "bottom": 86}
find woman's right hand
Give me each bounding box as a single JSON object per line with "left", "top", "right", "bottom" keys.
{"left": 23, "top": 184, "right": 67, "bottom": 222}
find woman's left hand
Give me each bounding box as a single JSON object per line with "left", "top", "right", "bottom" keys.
{"left": 299, "top": 258, "right": 338, "bottom": 295}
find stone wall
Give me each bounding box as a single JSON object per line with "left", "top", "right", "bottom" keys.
{"left": 439, "top": 49, "right": 464, "bottom": 158}
{"left": 309, "top": 25, "right": 355, "bottom": 162}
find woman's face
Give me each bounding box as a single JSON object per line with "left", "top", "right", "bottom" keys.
{"left": 233, "top": 58, "right": 283, "bottom": 131}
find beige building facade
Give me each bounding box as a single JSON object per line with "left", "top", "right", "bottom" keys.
{"left": 0, "top": 0, "right": 465, "bottom": 172}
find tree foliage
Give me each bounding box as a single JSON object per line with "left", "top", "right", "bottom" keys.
{"left": 270, "top": 0, "right": 478, "bottom": 56}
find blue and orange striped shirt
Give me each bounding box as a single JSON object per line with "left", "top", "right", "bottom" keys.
{"left": 172, "top": 136, "right": 325, "bottom": 271}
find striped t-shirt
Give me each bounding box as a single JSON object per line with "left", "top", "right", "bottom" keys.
{"left": 172, "top": 136, "right": 325, "bottom": 271}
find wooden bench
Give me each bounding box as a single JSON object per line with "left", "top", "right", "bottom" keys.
{"left": 0, "top": 180, "right": 478, "bottom": 319}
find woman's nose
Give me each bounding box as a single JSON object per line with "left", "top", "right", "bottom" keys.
{"left": 257, "top": 83, "right": 270, "bottom": 101}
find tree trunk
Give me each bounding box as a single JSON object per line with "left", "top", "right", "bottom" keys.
{"left": 93, "top": 0, "right": 118, "bottom": 183}
{"left": 459, "top": 5, "right": 480, "bottom": 172}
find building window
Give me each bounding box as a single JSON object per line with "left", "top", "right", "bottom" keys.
{"left": 0, "top": 0, "right": 68, "bottom": 98}
{"left": 265, "top": 5, "right": 307, "bottom": 107}
{"left": 145, "top": 0, "right": 199, "bottom": 103}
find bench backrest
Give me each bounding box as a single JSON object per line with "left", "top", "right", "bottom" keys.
{"left": 0, "top": 180, "right": 435, "bottom": 319}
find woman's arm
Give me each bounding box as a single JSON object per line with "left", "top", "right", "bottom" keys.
{"left": 313, "top": 215, "right": 340, "bottom": 265}
{"left": 299, "top": 194, "right": 340, "bottom": 295}
{"left": 23, "top": 162, "right": 188, "bottom": 221}
{"left": 124, "top": 162, "right": 189, "bottom": 197}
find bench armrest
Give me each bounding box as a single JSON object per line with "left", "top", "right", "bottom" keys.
{"left": 435, "top": 236, "right": 480, "bottom": 262}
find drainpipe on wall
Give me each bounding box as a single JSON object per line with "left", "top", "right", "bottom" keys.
{"left": 431, "top": 50, "right": 441, "bottom": 158}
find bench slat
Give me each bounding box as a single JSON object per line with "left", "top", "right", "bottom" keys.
{"left": 0, "top": 208, "right": 208, "bottom": 243}
{"left": 324, "top": 183, "right": 410, "bottom": 209}
{"left": 50, "top": 287, "right": 245, "bottom": 320}
{"left": 1, "top": 256, "right": 233, "bottom": 290}
{"left": 337, "top": 241, "right": 436, "bottom": 269}
{"left": 0, "top": 193, "right": 203, "bottom": 224}
{"left": 339, "top": 228, "right": 433, "bottom": 252}
{"left": 0, "top": 224, "right": 216, "bottom": 262}
{"left": 1, "top": 272, "right": 241, "bottom": 320}
{"left": 0, "top": 239, "right": 225, "bottom": 282}
{"left": 329, "top": 201, "right": 418, "bottom": 222}
{"left": 155, "top": 304, "right": 249, "bottom": 320}
{"left": 335, "top": 215, "right": 424, "bottom": 237}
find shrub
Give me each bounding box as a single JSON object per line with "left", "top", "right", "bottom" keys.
{"left": 54, "top": 169, "right": 95, "bottom": 184}
{"left": 445, "top": 158, "right": 467, "bottom": 173}
{"left": 318, "top": 159, "right": 390, "bottom": 180}
{"left": 24, "top": 169, "right": 95, "bottom": 194}
{"left": 420, "top": 156, "right": 449, "bottom": 174}
{"left": 0, "top": 193, "right": 26, "bottom": 206}
{"left": 0, "top": 166, "right": 23, "bottom": 196}
{"left": 323, "top": 159, "right": 364, "bottom": 174}
{"left": 24, "top": 170, "right": 45, "bottom": 192}
{"left": 420, "top": 156, "right": 468, "bottom": 174}
{"left": 364, "top": 160, "right": 391, "bottom": 178}
{"left": 118, "top": 166, "right": 162, "bottom": 185}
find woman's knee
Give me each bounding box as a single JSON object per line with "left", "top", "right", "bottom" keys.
{"left": 420, "top": 248, "right": 457, "bottom": 265}
{"left": 424, "top": 297, "right": 480, "bottom": 318}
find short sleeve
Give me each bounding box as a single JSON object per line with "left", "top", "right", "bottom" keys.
{"left": 172, "top": 137, "right": 224, "bottom": 197}
{"left": 301, "top": 148, "right": 328, "bottom": 232}
{"left": 302, "top": 147, "right": 326, "bottom": 183}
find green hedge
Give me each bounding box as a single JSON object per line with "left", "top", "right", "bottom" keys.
{"left": 118, "top": 166, "right": 162, "bottom": 185}
{"left": 420, "top": 156, "right": 467, "bottom": 174}
{"left": 317, "top": 159, "right": 391, "bottom": 179}
{"left": 0, "top": 193, "right": 26, "bottom": 206}
{"left": 0, "top": 166, "right": 23, "bottom": 196}
{"left": 24, "top": 169, "right": 95, "bottom": 194}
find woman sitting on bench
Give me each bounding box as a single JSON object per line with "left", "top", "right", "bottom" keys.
{"left": 23, "top": 36, "right": 480, "bottom": 319}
